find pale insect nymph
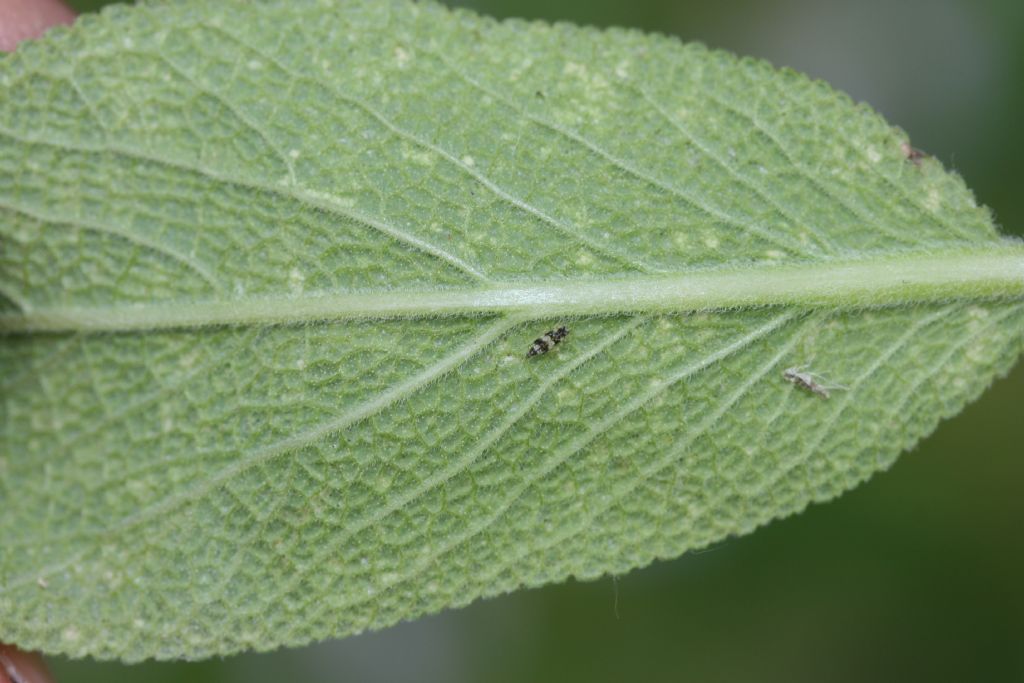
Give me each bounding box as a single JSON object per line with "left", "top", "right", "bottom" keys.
{"left": 527, "top": 326, "right": 569, "bottom": 357}
{"left": 782, "top": 366, "right": 845, "bottom": 399}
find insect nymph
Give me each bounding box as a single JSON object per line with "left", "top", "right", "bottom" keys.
{"left": 527, "top": 326, "right": 569, "bottom": 357}
{"left": 782, "top": 366, "right": 844, "bottom": 399}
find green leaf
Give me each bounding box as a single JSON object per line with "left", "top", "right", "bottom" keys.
{"left": 1, "top": 0, "right": 1022, "bottom": 662}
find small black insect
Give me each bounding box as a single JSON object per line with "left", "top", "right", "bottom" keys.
{"left": 527, "top": 326, "right": 569, "bottom": 357}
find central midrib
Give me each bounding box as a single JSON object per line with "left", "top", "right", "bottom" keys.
{"left": 3, "top": 247, "right": 1023, "bottom": 334}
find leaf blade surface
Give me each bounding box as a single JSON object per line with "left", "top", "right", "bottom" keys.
{"left": 0, "top": 0, "right": 1022, "bottom": 661}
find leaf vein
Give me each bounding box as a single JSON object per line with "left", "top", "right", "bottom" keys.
{"left": 633, "top": 85, "right": 837, "bottom": 254}
{"left": 0, "top": 125, "right": 491, "bottom": 284}
{"left": 477, "top": 310, "right": 812, "bottom": 587}
{"left": 206, "top": 23, "right": 658, "bottom": 274}
{"left": 292, "top": 316, "right": 650, "bottom": 576}
{"left": 0, "top": 200, "right": 226, "bottom": 294}
{"left": 776, "top": 85, "right": 978, "bottom": 242}
{"left": 744, "top": 304, "right": 961, "bottom": 499}
{"left": 84, "top": 316, "right": 516, "bottom": 540}
{"left": 148, "top": 49, "right": 298, "bottom": 185}
{"left": 700, "top": 90, "right": 927, "bottom": 246}
{"left": 425, "top": 47, "right": 819, "bottom": 259}
{"left": 313, "top": 310, "right": 801, "bottom": 617}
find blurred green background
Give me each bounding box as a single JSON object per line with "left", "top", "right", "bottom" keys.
{"left": 46, "top": 0, "right": 1024, "bottom": 681}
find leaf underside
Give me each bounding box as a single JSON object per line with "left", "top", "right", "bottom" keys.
{"left": 1, "top": 0, "right": 1022, "bottom": 661}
